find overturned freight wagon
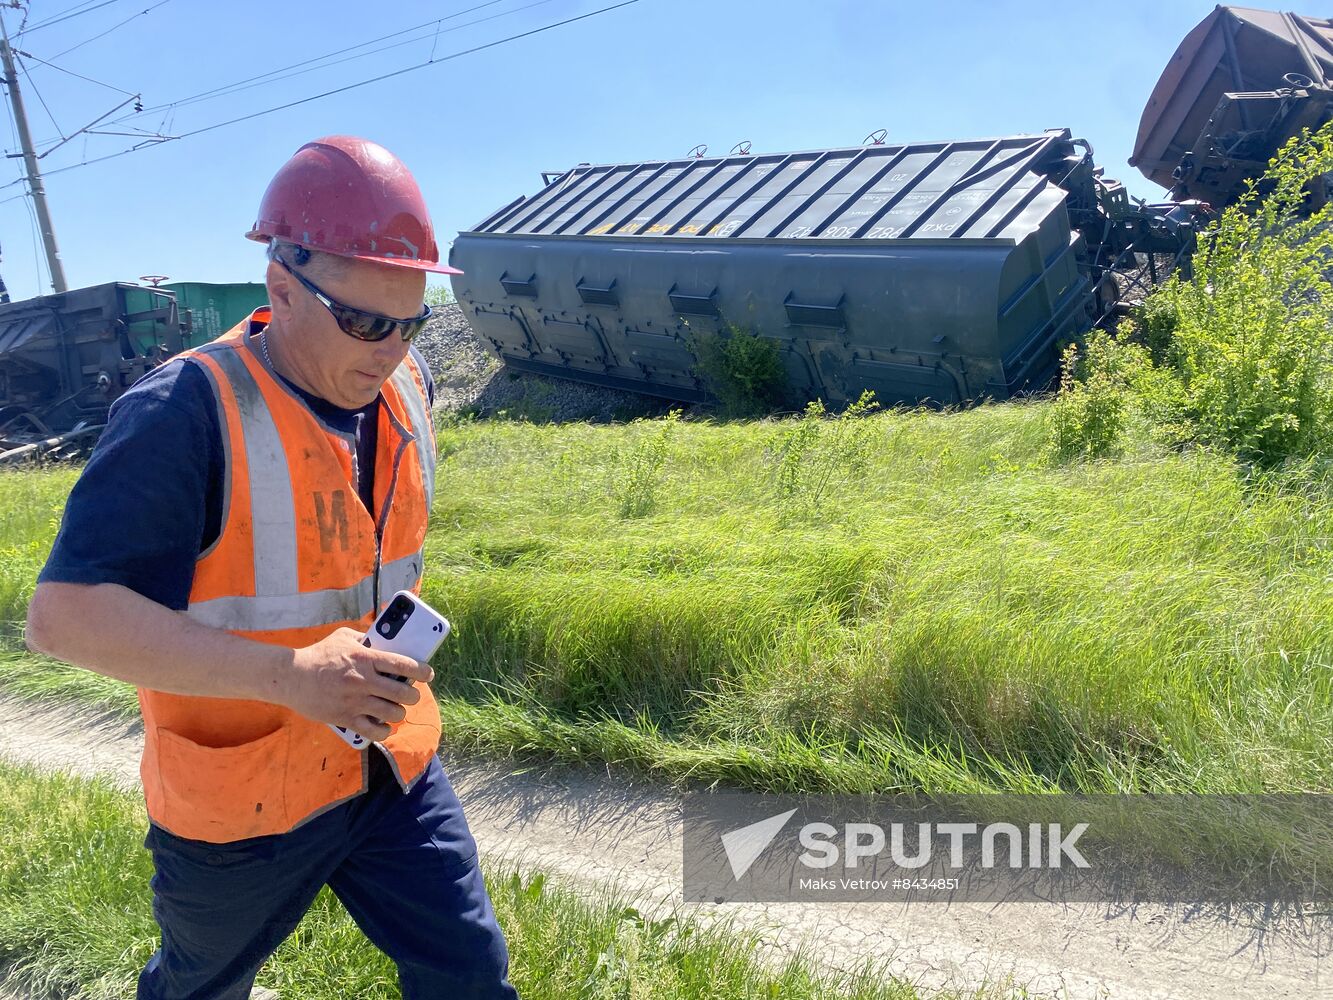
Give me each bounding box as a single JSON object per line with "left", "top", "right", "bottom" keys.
{"left": 450, "top": 128, "right": 1195, "bottom": 408}
{"left": 1132, "top": 6, "right": 1333, "bottom": 208}
{"left": 0, "top": 280, "right": 265, "bottom": 463}
{"left": 0, "top": 282, "right": 185, "bottom": 462}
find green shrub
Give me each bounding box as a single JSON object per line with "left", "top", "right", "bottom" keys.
{"left": 771, "top": 389, "right": 880, "bottom": 522}
{"left": 1039, "top": 326, "right": 1178, "bottom": 464}
{"left": 1136, "top": 293, "right": 1179, "bottom": 368}
{"left": 687, "top": 325, "right": 789, "bottom": 417}
{"left": 1050, "top": 121, "right": 1333, "bottom": 467}
{"left": 1141, "top": 122, "right": 1333, "bottom": 465}
{"left": 611, "top": 409, "right": 680, "bottom": 518}
{"left": 1045, "top": 334, "right": 1130, "bottom": 464}
{"left": 424, "top": 283, "right": 455, "bottom": 307}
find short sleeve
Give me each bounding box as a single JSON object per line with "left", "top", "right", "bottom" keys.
{"left": 36, "top": 360, "right": 223, "bottom": 611}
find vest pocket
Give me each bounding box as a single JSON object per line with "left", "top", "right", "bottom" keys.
{"left": 155, "top": 723, "right": 292, "bottom": 840}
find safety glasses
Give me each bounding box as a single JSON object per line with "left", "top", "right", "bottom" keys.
{"left": 275, "top": 256, "right": 432, "bottom": 343}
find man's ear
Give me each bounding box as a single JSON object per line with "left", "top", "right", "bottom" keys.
{"left": 265, "top": 258, "right": 295, "bottom": 325}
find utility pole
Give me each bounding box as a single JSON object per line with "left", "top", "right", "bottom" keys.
{"left": 0, "top": 7, "right": 67, "bottom": 293}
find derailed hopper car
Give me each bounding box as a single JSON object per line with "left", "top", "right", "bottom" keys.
{"left": 1132, "top": 5, "right": 1333, "bottom": 208}
{"left": 450, "top": 129, "right": 1195, "bottom": 409}
{"left": 0, "top": 280, "right": 268, "bottom": 462}
{"left": 0, "top": 282, "right": 185, "bottom": 462}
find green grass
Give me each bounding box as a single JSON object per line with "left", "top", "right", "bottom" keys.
{"left": 0, "top": 759, "right": 1016, "bottom": 1000}
{"left": 3, "top": 399, "right": 1331, "bottom": 796}
{"left": 425, "top": 402, "right": 1332, "bottom": 795}
{"left": 0, "top": 464, "right": 77, "bottom": 645}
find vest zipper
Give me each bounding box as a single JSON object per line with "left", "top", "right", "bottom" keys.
{"left": 372, "top": 431, "right": 412, "bottom": 612}
{"left": 371, "top": 427, "right": 413, "bottom": 771}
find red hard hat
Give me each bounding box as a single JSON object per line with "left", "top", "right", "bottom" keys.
{"left": 246, "top": 135, "right": 461, "bottom": 274}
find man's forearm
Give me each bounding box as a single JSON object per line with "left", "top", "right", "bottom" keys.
{"left": 25, "top": 581, "right": 294, "bottom": 704}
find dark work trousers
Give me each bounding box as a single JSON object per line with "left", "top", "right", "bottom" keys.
{"left": 136, "top": 748, "right": 518, "bottom": 999}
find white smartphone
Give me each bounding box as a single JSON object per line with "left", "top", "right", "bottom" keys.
{"left": 329, "top": 590, "right": 451, "bottom": 750}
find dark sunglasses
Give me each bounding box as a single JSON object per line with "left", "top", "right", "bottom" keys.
{"left": 275, "top": 255, "right": 432, "bottom": 343}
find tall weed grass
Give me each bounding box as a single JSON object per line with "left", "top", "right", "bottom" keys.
{"left": 415, "top": 405, "right": 1332, "bottom": 794}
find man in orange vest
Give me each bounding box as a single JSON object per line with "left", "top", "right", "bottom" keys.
{"left": 26, "top": 136, "right": 518, "bottom": 999}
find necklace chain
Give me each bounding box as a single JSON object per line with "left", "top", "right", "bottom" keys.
{"left": 260, "top": 330, "right": 273, "bottom": 369}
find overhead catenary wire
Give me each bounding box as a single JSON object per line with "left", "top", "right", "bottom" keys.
{"left": 13, "top": 0, "right": 92, "bottom": 40}
{"left": 2, "top": 40, "right": 152, "bottom": 164}
{"left": 15, "top": 52, "right": 64, "bottom": 138}
{"left": 3, "top": 32, "right": 152, "bottom": 160}
{"left": 16, "top": 48, "right": 136, "bottom": 96}
{"left": 16, "top": 0, "right": 108, "bottom": 35}
{"left": 21, "top": 0, "right": 99, "bottom": 21}
{"left": 172, "top": 0, "right": 641, "bottom": 140}
{"left": 127, "top": 0, "right": 557, "bottom": 117}
{"left": 22, "top": 178, "right": 46, "bottom": 288}
{"left": 47, "top": 0, "right": 171, "bottom": 60}
{"left": 34, "top": 91, "right": 149, "bottom": 159}
{"left": 34, "top": 0, "right": 105, "bottom": 14}
{"left": 100, "top": 0, "right": 521, "bottom": 125}
{"left": 16, "top": 0, "right": 124, "bottom": 37}
{"left": 23, "top": 0, "right": 520, "bottom": 152}
{"left": 0, "top": 0, "right": 642, "bottom": 191}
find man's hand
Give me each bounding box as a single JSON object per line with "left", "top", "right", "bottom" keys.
{"left": 285, "top": 627, "right": 434, "bottom": 742}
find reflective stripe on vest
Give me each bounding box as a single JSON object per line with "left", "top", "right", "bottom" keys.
{"left": 390, "top": 352, "right": 435, "bottom": 508}
{"left": 206, "top": 341, "right": 301, "bottom": 601}
{"left": 186, "top": 547, "right": 424, "bottom": 631}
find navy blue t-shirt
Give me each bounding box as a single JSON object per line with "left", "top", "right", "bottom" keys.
{"left": 37, "top": 331, "right": 434, "bottom": 611}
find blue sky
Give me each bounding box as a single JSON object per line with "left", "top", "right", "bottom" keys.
{"left": 0, "top": 0, "right": 1232, "bottom": 299}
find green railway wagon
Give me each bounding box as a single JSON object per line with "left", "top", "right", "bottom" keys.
{"left": 163, "top": 282, "right": 268, "bottom": 346}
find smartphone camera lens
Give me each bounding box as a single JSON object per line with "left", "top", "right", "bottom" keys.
{"left": 379, "top": 621, "right": 393, "bottom": 635}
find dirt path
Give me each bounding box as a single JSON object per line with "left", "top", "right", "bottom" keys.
{"left": 0, "top": 694, "right": 1327, "bottom": 1000}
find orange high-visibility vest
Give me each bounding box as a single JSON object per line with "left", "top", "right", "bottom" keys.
{"left": 137, "top": 307, "right": 440, "bottom": 843}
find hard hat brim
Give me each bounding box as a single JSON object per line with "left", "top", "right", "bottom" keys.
{"left": 347, "top": 252, "right": 464, "bottom": 276}
{"left": 246, "top": 229, "right": 463, "bottom": 275}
